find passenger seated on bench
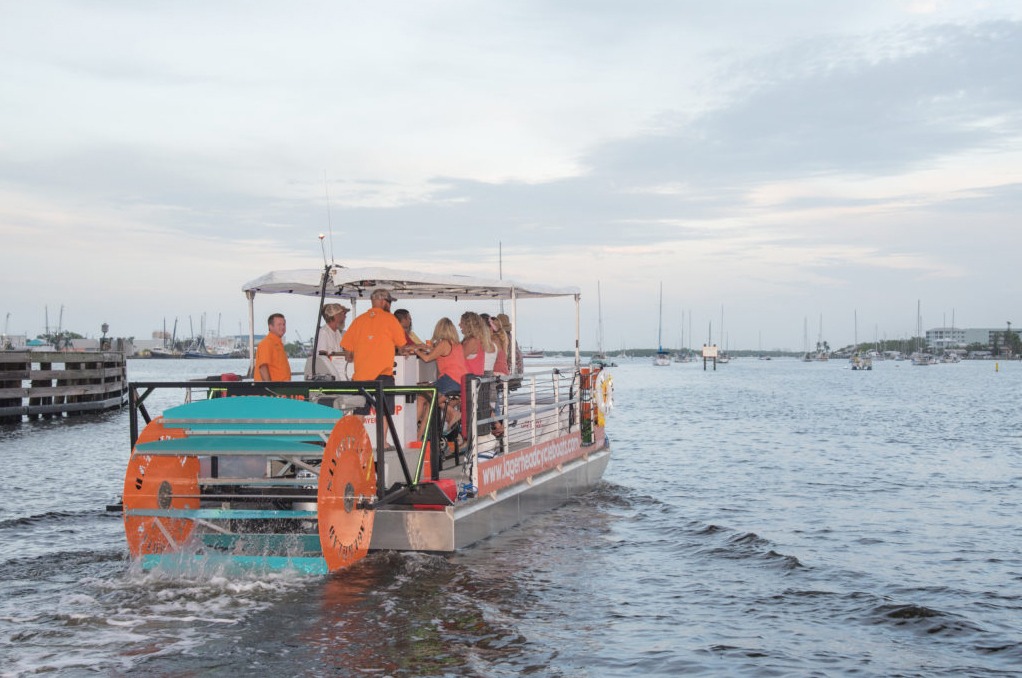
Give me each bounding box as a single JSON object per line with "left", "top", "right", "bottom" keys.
{"left": 486, "top": 314, "right": 509, "bottom": 433}
{"left": 393, "top": 309, "right": 425, "bottom": 349}
{"left": 413, "top": 317, "right": 466, "bottom": 439}
{"left": 459, "top": 311, "right": 496, "bottom": 440}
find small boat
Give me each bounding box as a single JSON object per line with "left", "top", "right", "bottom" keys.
{"left": 118, "top": 265, "right": 613, "bottom": 574}
{"left": 521, "top": 348, "right": 545, "bottom": 359}
{"left": 182, "top": 345, "right": 245, "bottom": 359}
{"left": 850, "top": 354, "right": 873, "bottom": 370}
{"left": 182, "top": 351, "right": 242, "bottom": 359}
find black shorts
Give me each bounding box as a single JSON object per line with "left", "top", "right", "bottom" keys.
{"left": 355, "top": 375, "right": 396, "bottom": 416}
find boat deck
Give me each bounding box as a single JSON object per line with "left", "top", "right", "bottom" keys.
{"left": 373, "top": 433, "right": 610, "bottom": 552}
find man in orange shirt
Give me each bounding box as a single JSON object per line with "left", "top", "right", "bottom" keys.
{"left": 255, "top": 313, "right": 291, "bottom": 381}
{"left": 341, "top": 288, "right": 410, "bottom": 415}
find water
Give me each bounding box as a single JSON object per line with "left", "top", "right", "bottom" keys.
{"left": 2, "top": 357, "right": 1021, "bottom": 676}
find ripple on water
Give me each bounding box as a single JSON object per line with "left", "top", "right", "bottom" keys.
{"left": 3, "top": 359, "right": 1022, "bottom": 675}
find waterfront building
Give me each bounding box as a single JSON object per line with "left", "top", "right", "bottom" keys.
{"left": 926, "top": 327, "right": 1021, "bottom": 350}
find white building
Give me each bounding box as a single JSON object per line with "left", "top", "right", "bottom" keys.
{"left": 927, "top": 327, "right": 1020, "bottom": 349}
{"left": 925, "top": 327, "right": 966, "bottom": 350}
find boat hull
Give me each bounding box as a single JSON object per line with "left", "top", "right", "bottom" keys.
{"left": 371, "top": 437, "right": 610, "bottom": 552}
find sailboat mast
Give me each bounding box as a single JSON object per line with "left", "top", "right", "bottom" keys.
{"left": 657, "top": 282, "right": 663, "bottom": 350}
{"left": 919, "top": 302, "right": 927, "bottom": 355}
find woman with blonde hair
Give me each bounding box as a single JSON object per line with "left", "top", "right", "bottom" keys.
{"left": 459, "top": 311, "right": 493, "bottom": 375}
{"left": 496, "top": 313, "right": 522, "bottom": 374}
{"left": 485, "top": 314, "right": 509, "bottom": 376}
{"left": 413, "top": 317, "right": 467, "bottom": 439}
{"left": 414, "top": 318, "right": 466, "bottom": 397}
{"left": 461, "top": 311, "right": 504, "bottom": 438}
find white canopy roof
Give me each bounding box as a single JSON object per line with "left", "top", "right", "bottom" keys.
{"left": 242, "top": 265, "right": 579, "bottom": 301}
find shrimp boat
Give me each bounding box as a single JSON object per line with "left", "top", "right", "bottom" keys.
{"left": 121, "top": 265, "right": 614, "bottom": 574}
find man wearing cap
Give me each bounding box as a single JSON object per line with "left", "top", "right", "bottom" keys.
{"left": 341, "top": 289, "right": 412, "bottom": 417}
{"left": 317, "top": 303, "right": 348, "bottom": 356}
{"left": 255, "top": 313, "right": 291, "bottom": 381}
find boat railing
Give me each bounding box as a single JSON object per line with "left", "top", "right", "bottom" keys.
{"left": 127, "top": 365, "right": 598, "bottom": 499}
{"left": 127, "top": 379, "right": 450, "bottom": 506}
{"left": 460, "top": 366, "right": 601, "bottom": 488}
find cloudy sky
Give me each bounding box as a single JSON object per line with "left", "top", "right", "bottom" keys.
{"left": 3, "top": 1, "right": 1021, "bottom": 351}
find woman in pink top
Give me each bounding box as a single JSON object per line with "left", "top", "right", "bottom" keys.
{"left": 483, "top": 314, "right": 509, "bottom": 434}
{"left": 413, "top": 318, "right": 467, "bottom": 438}
{"left": 459, "top": 311, "right": 491, "bottom": 375}
{"left": 414, "top": 318, "right": 467, "bottom": 395}
{"left": 459, "top": 312, "right": 499, "bottom": 438}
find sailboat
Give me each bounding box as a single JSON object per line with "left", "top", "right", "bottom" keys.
{"left": 849, "top": 310, "right": 872, "bottom": 370}
{"left": 814, "top": 315, "right": 830, "bottom": 361}
{"left": 674, "top": 309, "right": 693, "bottom": 362}
{"left": 803, "top": 314, "right": 829, "bottom": 361}
{"left": 653, "top": 282, "right": 671, "bottom": 366}
{"left": 716, "top": 305, "right": 731, "bottom": 364}
{"left": 591, "top": 281, "right": 616, "bottom": 368}
{"left": 910, "top": 300, "right": 936, "bottom": 365}
{"left": 801, "top": 317, "right": 813, "bottom": 362}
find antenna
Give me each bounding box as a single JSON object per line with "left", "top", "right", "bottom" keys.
{"left": 323, "top": 171, "right": 335, "bottom": 264}
{"left": 319, "top": 233, "right": 328, "bottom": 267}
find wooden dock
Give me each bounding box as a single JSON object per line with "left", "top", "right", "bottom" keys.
{"left": 0, "top": 351, "right": 128, "bottom": 424}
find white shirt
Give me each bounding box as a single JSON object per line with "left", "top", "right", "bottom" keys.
{"left": 483, "top": 348, "right": 497, "bottom": 372}
{"left": 317, "top": 324, "right": 343, "bottom": 354}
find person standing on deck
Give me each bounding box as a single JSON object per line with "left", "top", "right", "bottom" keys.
{"left": 341, "top": 288, "right": 412, "bottom": 416}
{"left": 255, "top": 313, "right": 291, "bottom": 381}
{"left": 317, "top": 303, "right": 348, "bottom": 356}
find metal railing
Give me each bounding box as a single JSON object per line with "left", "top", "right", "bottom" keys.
{"left": 126, "top": 365, "right": 598, "bottom": 503}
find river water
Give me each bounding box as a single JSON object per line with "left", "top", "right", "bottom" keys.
{"left": 1, "top": 357, "right": 1020, "bottom": 676}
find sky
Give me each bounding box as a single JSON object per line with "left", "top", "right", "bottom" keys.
{"left": 3, "top": 1, "right": 1021, "bottom": 352}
